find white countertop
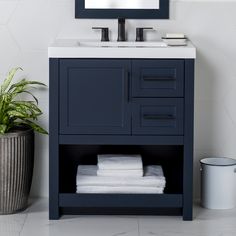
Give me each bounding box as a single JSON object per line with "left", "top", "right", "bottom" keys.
{"left": 48, "top": 39, "right": 196, "bottom": 59}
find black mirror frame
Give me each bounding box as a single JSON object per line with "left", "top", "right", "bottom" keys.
{"left": 75, "top": 0, "right": 169, "bottom": 19}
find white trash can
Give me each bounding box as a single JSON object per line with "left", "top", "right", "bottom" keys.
{"left": 200, "top": 157, "right": 236, "bottom": 209}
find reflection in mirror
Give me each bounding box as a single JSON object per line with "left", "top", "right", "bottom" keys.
{"left": 85, "top": 0, "right": 159, "bottom": 9}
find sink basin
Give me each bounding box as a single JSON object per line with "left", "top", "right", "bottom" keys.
{"left": 78, "top": 41, "right": 167, "bottom": 48}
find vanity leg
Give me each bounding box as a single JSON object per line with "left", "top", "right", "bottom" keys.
{"left": 49, "top": 59, "right": 60, "bottom": 220}
{"left": 183, "top": 141, "right": 193, "bottom": 221}
{"left": 183, "top": 142, "right": 193, "bottom": 221}
{"left": 49, "top": 137, "right": 60, "bottom": 220}
{"left": 49, "top": 145, "right": 60, "bottom": 220}
{"left": 183, "top": 59, "right": 194, "bottom": 221}
{"left": 49, "top": 204, "right": 60, "bottom": 220}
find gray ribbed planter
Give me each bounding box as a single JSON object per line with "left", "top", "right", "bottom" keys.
{"left": 0, "top": 127, "right": 34, "bottom": 214}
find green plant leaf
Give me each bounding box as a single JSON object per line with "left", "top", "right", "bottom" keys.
{"left": 12, "top": 101, "right": 42, "bottom": 114}
{"left": 23, "top": 120, "right": 48, "bottom": 134}
{"left": 0, "top": 67, "right": 22, "bottom": 94}
{"left": 7, "top": 110, "right": 30, "bottom": 119}
{"left": 0, "top": 124, "right": 7, "bottom": 134}
{"left": 20, "top": 91, "right": 39, "bottom": 104}
{"left": 7, "top": 105, "right": 37, "bottom": 121}
{"left": 9, "top": 79, "right": 46, "bottom": 91}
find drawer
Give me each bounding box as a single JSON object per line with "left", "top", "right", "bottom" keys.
{"left": 132, "top": 98, "right": 184, "bottom": 135}
{"left": 132, "top": 60, "right": 184, "bottom": 97}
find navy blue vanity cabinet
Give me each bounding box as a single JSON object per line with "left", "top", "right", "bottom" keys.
{"left": 49, "top": 58, "right": 194, "bottom": 221}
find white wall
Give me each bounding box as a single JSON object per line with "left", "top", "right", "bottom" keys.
{"left": 0, "top": 0, "right": 236, "bottom": 198}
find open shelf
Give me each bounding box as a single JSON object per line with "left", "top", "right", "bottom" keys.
{"left": 59, "top": 145, "right": 183, "bottom": 195}
{"left": 58, "top": 144, "right": 184, "bottom": 215}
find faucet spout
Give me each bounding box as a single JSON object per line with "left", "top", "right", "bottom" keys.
{"left": 117, "top": 18, "right": 126, "bottom": 42}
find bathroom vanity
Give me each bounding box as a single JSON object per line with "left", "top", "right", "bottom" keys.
{"left": 49, "top": 39, "right": 196, "bottom": 220}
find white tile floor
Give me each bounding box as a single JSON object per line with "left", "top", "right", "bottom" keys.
{"left": 0, "top": 198, "right": 236, "bottom": 236}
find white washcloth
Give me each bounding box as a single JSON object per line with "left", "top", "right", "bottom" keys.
{"left": 97, "top": 154, "right": 143, "bottom": 170}
{"left": 97, "top": 169, "right": 143, "bottom": 177}
{"left": 76, "top": 186, "right": 164, "bottom": 194}
{"left": 76, "top": 165, "right": 166, "bottom": 188}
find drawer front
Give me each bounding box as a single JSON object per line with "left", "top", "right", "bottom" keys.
{"left": 132, "top": 98, "right": 184, "bottom": 135}
{"left": 132, "top": 60, "right": 184, "bottom": 97}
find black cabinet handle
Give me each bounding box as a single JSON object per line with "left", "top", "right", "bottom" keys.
{"left": 143, "top": 114, "right": 175, "bottom": 120}
{"left": 143, "top": 76, "right": 175, "bottom": 81}
{"left": 126, "top": 71, "right": 130, "bottom": 102}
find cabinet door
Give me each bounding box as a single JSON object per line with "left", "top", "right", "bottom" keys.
{"left": 59, "top": 59, "right": 131, "bottom": 135}
{"left": 132, "top": 60, "right": 184, "bottom": 97}
{"left": 132, "top": 98, "right": 184, "bottom": 135}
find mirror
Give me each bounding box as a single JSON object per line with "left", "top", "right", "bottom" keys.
{"left": 75, "top": 0, "right": 169, "bottom": 19}
{"left": 85, "top": 0, "right": 159, "bottom": 9}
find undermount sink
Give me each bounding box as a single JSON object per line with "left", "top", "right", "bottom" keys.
{"left": 78, "top": 41, "right": 167, "bottom": 48}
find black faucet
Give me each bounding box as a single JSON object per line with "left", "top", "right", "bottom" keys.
{"left": 117, "top": 18, "right": 126, "bottom": 42}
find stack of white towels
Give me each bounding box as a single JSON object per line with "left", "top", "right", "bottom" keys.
{"left": 76, "top": 154, "right": 166, "bottom": 194}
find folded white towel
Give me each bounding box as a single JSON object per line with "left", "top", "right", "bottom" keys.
{"left": 166, "top": 33, "right": 185, "bottom": 38}
{"left": 97, "top": 169, "right": 143, "bottom": 177}
{"left": 97, "top": 154, "right": 143, "bottom": 170}
{"left": 76, "top": 186, "right": 164, "bottom": 194}
{"left": 76, "top": 165, "right": 166, "bottom": 188}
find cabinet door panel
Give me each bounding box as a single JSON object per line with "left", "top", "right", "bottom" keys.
{"left": 60, "top": 59, "right": 131, "bottom": 134}
{"left": 132, "top": 98, "right": 184, "bottom": 135}
{"left": 132, "top": 60, "right": 184, "bottom": 97}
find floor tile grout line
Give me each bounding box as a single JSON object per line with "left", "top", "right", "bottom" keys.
{"left": 137, "top": 217, "right": 140, "bottom": 236}
{"left": 19, "top": 212, "right": 29, "bottom": 236}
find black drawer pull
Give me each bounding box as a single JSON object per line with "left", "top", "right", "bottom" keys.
{"left": 143, "top": 114, "right": 175, "bottom": 120}
{"left": 143, "top": 76, "right": 175, "bottom": 81}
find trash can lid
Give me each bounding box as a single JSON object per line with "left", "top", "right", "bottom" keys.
{"left": 200, "top": 157, "right": 236, "bottom": 166}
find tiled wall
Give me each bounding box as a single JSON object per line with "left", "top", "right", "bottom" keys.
{"left": 0, "top": 0, "right": 236, "bottom": 198}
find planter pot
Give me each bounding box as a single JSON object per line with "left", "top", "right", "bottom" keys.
{"left": 0, "top": 127, "right": 34, "bottom": 214}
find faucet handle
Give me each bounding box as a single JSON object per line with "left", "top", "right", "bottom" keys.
{"left": 136, "top": 27, "right": 153, "bottom": 42}
{"left": 92, "top": 27, "right": 109, "bottom": 42}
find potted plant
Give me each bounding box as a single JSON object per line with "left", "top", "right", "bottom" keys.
{"left": 0, "top": 67, "right": 47, "bottom": 214}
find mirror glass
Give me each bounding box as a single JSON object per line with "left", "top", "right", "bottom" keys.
{"left": 85, "top": 0, "right": 159, "bottom": 9}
